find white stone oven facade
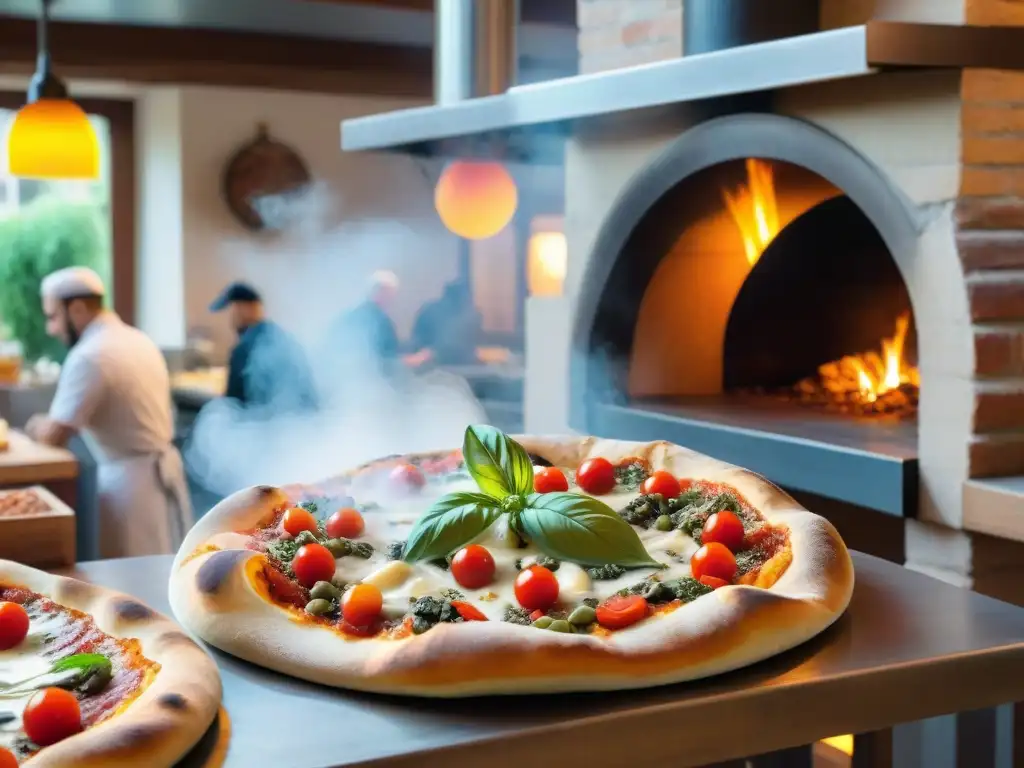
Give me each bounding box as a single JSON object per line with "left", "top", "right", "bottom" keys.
{"left": 525, "top": 0, "right": 1024, "bottom": 598}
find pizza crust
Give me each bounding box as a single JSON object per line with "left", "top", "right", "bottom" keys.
{"left": 169, "top": 436, "right": 854, "bottom": 697}
{"left": 0, "top": 559, "right": 222, "bottom": 767}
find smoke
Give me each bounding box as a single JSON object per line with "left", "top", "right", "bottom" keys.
{"left": 183, "top": 182, "right": 486, "bottom": 496}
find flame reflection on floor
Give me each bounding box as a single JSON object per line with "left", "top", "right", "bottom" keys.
{"left": 723, "top": 159, "right": 920, "bottom": 419}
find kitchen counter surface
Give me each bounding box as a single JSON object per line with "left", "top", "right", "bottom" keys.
{"left": 0, "top": 429, "right": 78, "bottom": 486}
{"left": 56, "top": 552, "right": 1024, "bottom": 768}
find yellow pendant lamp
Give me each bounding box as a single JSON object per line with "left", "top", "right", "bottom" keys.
{"left": 435, "top": 160, "right": 518, "bottom": 240}
{"left": 5, "top": 0, "right": 99, "bottom": 180}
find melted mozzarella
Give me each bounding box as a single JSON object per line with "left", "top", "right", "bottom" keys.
{"left": 328, "top": 469, "right": 699, "bottom": 621}
{"left": 0, "top": 611, "right": 63, "bottom": 752}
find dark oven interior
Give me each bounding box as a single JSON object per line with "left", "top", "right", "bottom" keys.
{"left": 580, "top": 158, "right": 918, "bottom": 517}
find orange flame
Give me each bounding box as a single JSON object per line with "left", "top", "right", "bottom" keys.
{"left": 819, "top": 312, "right": 920, "bottom": 404}
{"left": 723, "top": 158, "right": 780, "bottom": 266}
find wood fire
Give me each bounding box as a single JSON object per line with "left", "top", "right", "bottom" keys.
{"left": 791, "top": 312, "right": 920, "bottom": 417}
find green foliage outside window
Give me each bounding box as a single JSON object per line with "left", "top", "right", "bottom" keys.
{"left": 0, "top": 196, "right": 108, "bottom": 362}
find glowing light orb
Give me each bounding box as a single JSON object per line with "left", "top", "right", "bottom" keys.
{"left": 6, "top": 99, "right": 100, "bottom": 180}
{"left": 435, "top": 160, "right": 518, "bottom": 240}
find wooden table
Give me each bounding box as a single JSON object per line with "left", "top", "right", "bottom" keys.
{"left": 0, "top": 430, "right": 77, "bottom": 508}
{"left": 55, "top": 552, "right": 1024, "bottom": 768}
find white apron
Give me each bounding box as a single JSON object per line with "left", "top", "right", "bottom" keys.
{"left": 95, "top": 446, "right": 194, "bottom": 559}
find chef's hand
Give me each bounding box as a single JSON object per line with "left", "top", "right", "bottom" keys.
{"left": 26, "top": 414, "right": 74, "bottom": 447}
{"left": 403, "top": 349, "right": 434, "bottom": 368}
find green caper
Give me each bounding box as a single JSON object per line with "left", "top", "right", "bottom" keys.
{"left": 568, "top": 605, "right": 597, "bottom": 626}
{"left": 532, "top": 616, "right": 553, "bottom": 629}
{"left": 324, "top": 538, "right": 352, "bottom": 557}
{"left": 655, "top": 514, "right": 673, "bottom": 532}
{"left": 304, "top": 598, "right": 333, "bottom": 616}
{"left": 294, "top": 530, "right": 318, "bottom": 546}
{"left": 310, "top": 581, "right": 342, "bottom": 601}
{"left": 547, "top": 619, "right": 572, "bottom": 633}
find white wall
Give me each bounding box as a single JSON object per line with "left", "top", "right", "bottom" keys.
{"left": 171, "top": 86, "right": 461, "bottom": 356}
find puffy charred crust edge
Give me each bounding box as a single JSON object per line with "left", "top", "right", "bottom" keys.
{"left": 195, "top": 550, "right": 251, "bottom": 595}
{"left": 0, "top": 559, "right": 222, "bottom": 768}
{"left": 167, "top": 434, "right": 855, "bottom": 698}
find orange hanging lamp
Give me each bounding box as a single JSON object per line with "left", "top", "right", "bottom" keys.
{"left": 434, "top": 160, "right": 518, "bottom": 240}
{"left": 5, "top": 0, "right": 100, "bottom": 180}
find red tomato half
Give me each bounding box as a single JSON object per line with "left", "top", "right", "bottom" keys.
{"left": 291, "top": 542, "right": 336, "bottom": 588}
{"left": 450, "top": 545, "right": 496, "bottom": 589}
{"left": 0, "top": 602, "right": 29, "bottom": 651}
{"left": 595, "top": 595, "right": 649, "bottom": 630}
{"left": 641, "top": 470, "right": 681, "bottom": 499}
{"left": 326, "top": 507, "right": 365, "bottom": 539}
{"left": 691, "top": 542, "right": 737, "bottom": 583}
{"left": 576, "top": 458, "right": 616, "bottom": 495}
{"left": 514, "top": 566, "right": 559, "bottom": 611}
{"left": 699, "top": 575, "right": 729, "bottom": 589}
{"left": 450, "top": 601, "right": 488, "bottom": 621}
{"left": 0, "top": 747, "right": 17, "bottom": 768}
{"left": 701, "top": 510, "right": 745, "bottom": 552}
{"left": 281, "top": 507, "right": 319, "bottom": 538}
{"left": 22, "top": 688, "right": 82, "bottom": 747}
{"left": 389, "top": 464, "right": 425, "bottom": 491}
{"left": 533, "top": 466, "right": 569, "bottom": 493}
{"left": 342, "top": 584, "right": 383, "bottom": 627}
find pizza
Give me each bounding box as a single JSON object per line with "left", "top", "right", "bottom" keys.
{"left": 0, "top": 559, "right": 221, "bottom": 766}
{"left": 169, "top": 427, "right": 854, "bottom": 697}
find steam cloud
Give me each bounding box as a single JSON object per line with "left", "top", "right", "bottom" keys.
{"left": 183, "top": 182, "right": 486, "bottom": 496}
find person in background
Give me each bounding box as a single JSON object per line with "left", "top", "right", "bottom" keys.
{"left": 26, "top": 266, "right": 193, "bottom": 558}
{"left": 407, "top": 280, "right": 483, "bottom": 367}
{"left": 334, "top": 270, "right": 402, "bottom": 369}
{"left": 208, "top": 281, "right": 318, "bottom": 413}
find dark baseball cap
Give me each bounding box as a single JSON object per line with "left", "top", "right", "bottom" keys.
{"left": 209, "top": 282, "right": 262, "bottom": 312}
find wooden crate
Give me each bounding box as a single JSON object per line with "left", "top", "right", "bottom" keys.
{"left": 0, "top": 485, "right": 76, "bottom": 569}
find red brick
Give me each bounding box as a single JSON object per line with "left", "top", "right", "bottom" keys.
{"left": 958, "top": 231, "right": 1024, "bottom": 271}
{"left": 969, "top": 436, "right": 1024, "bottom": 477}
{"left": 964, "top": 135, "right": 1024, "bottom": 165}
{"left": 970, "top": 277, "right": 1024, "bottom": 321}
{"left": 962, "top": 69, "right": 1024, "bottom": 103}
{"left": 957, "top": 197, "right": 1024, "bottom": 230}
{"left": 974, "top": 389, "right": 1024, "bottom": 431}
{"left": 962, "top": 103, "right": 1024, "bottom": 134}
{"left": 975, "top": 330, "right": 1023, "bottom": 375}
{"left": 622, "top": 19, "right": 653, "bottom": 45}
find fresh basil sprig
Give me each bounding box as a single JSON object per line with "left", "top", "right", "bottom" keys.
{"left": 0, "top": 653, "right": 112, "bottom": 698}
{"left": 403, "top": 425, "right": 661, "bottom": 568}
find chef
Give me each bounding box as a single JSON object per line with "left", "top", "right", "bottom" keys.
{"left": 25, "top": 266, "right": 193, "bottom": 558}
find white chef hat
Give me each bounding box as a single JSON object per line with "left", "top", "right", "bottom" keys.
{"left": 40, "top": 266, "right": 106, "bottom": 301}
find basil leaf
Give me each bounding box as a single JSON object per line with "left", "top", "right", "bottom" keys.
{"left": 51, "top": 653, "right": 109, "bottom": 675}
{"left": 520, "top": 493, "right": 662, "bottom": 567}
{"left": 403, "top": 492, "right": 503, "bottom": 563}
{"left": 462, "top": 425, "right": 534, "bottom": 499}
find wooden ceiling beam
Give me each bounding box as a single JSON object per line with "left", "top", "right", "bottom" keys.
{"left": 0, "top": 18, "right": 434, "bottom": 97}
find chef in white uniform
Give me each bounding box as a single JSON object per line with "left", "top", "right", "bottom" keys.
{"left": 26, "top": 266, "right": 194, "bottom": 558}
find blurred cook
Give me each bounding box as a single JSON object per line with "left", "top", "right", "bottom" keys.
{"left": 26, "top": 266, "right": 193, "bottom": 558}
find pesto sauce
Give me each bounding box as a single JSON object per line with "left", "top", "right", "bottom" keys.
{"left": 502, "top": 606, "right": 532, "bottom": 626}
{"left": 614, "top": 462, "right": 650, "bottom": 491}
{"left": 618, "top": 575, "right": 713, "bottom": 604}
{"left": 586, "top": 564, "right": 626, "bottom": 580}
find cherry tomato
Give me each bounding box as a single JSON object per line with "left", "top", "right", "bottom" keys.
{"left": 342, "top": 584, "right": 383, "bottom": 627}
{"left": 699, "top": 575, "right": 730, "bottom": 589}
{"left": 691, "top": 542, "right": 737, "bottom": 583}
{"left": 326, "top": 507, "right": 365, "bottom": 539}
{"left": 533, "top": 466, "right": 569, "bottom": 493}
{"left": 0, "top": 601, "right": 29, "bottom": 651}
{"left": 22, "top": 687, "right": 81, "bottom": 747}
{"left": 264, "top": 565, "right": 309, "bottom": 609}
{"left": 291, "top": 542, "right": 336, "bottom": 588}
{"left": 450, "top": 601, "right": 488, "bottom": 621}
{"left": 389, "top": 463, "right": 425, "bottom": 491}
{"left": 641, "top": 470, "right": 682, "bottom": 499}
{"left": 450, "top": 544, "right": 496, "bottom": 589}
{"left": 0, "top": 747, "right": 16, "bottom": 768}
{"left": 701, "top": 510, "right": 745, "bottom": 551}
{"left": 576, "top": 458, "right": 616, "bottom": 495}
{"left": 281, "top": 507, "right": 319, "bottom": 538}
{"left": 513, "top": 565, "right": 559, "bottom": 611}
{"left": 595, "top": 595, "right": 649, "bottom": 630}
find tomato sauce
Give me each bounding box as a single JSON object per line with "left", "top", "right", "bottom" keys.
{"left": 0, "top": 587, "right": 157, "bottom": 729}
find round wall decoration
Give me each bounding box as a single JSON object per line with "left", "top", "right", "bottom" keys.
{"left": 222, "top": 123, "right": 312, "bottom": 232}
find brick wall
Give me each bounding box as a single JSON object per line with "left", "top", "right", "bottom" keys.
{"left": 576, "top": 0, "right": 683, "bottom": 75}
{"left": 959, "top": 69, "right": 1024, "bottom": 479}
